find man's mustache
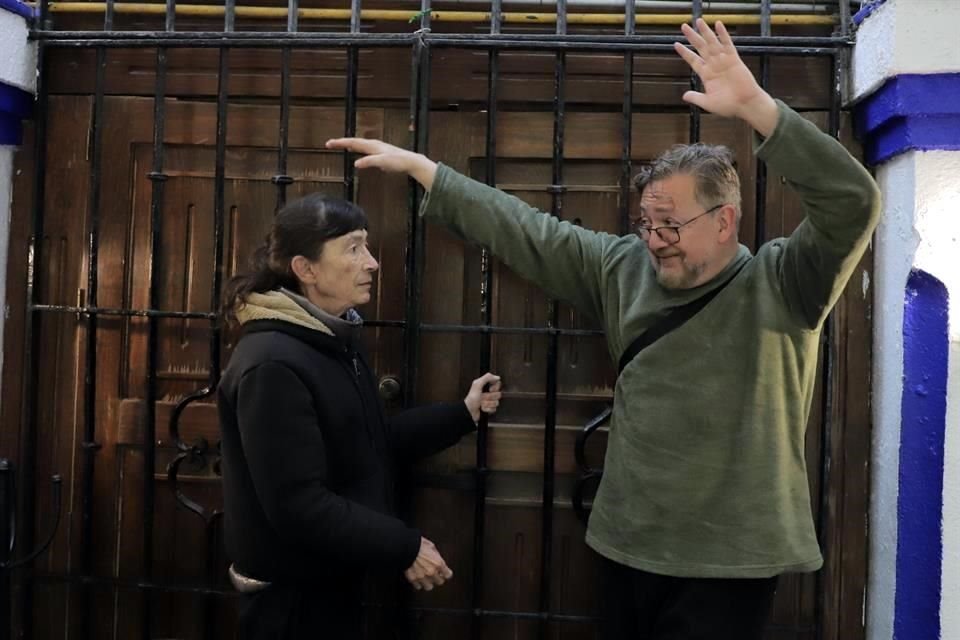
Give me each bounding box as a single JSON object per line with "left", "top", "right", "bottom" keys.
{"left": 653, "top": 250, "right": 681, "bottom": 259}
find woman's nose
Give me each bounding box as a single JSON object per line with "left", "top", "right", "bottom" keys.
{"left": 365, "top": 248, "right": 379, "bottom": 271}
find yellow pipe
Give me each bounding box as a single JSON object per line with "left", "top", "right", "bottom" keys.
{"left": 33, "top": 2, "right": 836, "bottom": 26}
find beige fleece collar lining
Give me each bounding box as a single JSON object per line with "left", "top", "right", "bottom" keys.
{"left": 235, "top": 291, "right": 334, "bottom": 336}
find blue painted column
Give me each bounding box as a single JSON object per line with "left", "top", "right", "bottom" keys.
{"left": 851, "top": 1, "right": 960, "bottom": 639}
{"left": 0, "top": 0, "right": 36, "bottom": 381}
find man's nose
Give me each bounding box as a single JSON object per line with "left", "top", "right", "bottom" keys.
{"left": 646, "top": 229, "right": 670, "bottom": 250}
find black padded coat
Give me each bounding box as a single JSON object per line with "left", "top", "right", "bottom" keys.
{"left": 218, "top": 313, "right": 475, "bottom": 638}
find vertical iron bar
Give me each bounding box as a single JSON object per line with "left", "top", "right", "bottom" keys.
{"left": 210, "top": 0, "right": 233, "bottom": 387}
{"left": 539, "top": 1, "right": 566, "bottom": 637}
{"left": 399, "top": 4, "right": 431, "bottom": 635}
{"left": 203, "top": 515, "right": 223, "bottom": 640}
{"left": 754, "top": 0, "right": 770, "bottom": 249}
{"left": 760, "top": 0, "right": 772, "bottom": 37}
{"left": 691, "top": 0, "right": 703, "bottom": 17}
{"left": 349, "top": 0, "right": 361, "bottom": 41}
{"left": 141, "top": 1, "right": 174, "bottom": 638}
{"left": 273, "top": 0, "right": 297, "bottom": 211}
{"left": 838, "top": 0, "right": 851, "bottom": 38}
{"left": 471, "top": 3, "right": 502, "bottom": 637}
{"left": 171, "top": 5, "right": 235, "bottom": 637}
{"left": 343, "top": 0, "right": 360, "bottom": 201}
{"left": 0, "top": 460, "right": 12, "bottom": 635}
{"left": 194, "top": 4, "right": 235, "bottom": 635}
{"left": 828, "top": 53, "right": 841, "bottom": 141}
{"left": 688, "top": 0, "right": 703, "bottom": 142}
{"left": 19, "top": 0, "right": 50, "bottom": 636}
{"left": 618, "top": 0, "right": 635, "bottom": 234}
{"left": 402, "top": 0, "right": 431, "bottom": 409}
{"left": 164, "top": 0, "right": 175, "bottom": 31}
{"left": 79, "top": 1, "right": 115, "bottom": 637}
{"left": 815, "top": 49, "right": 842, "bottom": 640}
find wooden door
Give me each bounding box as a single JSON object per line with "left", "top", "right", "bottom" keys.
{"left": 2, "top": 49, "right": 870, "bottom": 640}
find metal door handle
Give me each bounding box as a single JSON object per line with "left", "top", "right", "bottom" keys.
{"left": 378, "top": 376, "right": 401, "bottom": 402}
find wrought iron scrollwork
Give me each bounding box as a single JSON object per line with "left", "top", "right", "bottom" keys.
{"left": 0, "top": 460, "right": 63, "bottom": 570}
{"left": 166, "top": 387, "right": 222, "bottom": 525}
{"left": 571, "top": 406, "right": 611, "bottom": 526}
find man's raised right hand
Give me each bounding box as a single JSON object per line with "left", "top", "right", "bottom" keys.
{"left": 325, "top": 137, "right": 439, "bottom": 191}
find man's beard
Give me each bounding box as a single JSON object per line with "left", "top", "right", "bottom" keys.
{"left": 651, "top": 251, "right": 706, "bottom": 290}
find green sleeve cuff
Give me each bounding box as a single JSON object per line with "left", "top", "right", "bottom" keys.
{"left": 753, "top": 98, "right": 792, "bottom": 160}
{"left": 418, "top": 162, "right": 454, "bottom": 219}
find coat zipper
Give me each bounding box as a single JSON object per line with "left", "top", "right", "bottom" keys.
{"left": 345, "top": 347, "right": 382, "bottom": 452}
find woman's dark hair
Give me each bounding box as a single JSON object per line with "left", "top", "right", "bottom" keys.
{"left": 222, "top": 192, "right": 368, "bottom": 326}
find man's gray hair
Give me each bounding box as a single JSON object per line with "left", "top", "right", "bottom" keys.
{"left": 632, "top": 143, "right": 742, "bottom": 228}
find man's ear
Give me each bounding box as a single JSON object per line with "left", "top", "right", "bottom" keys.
{"left": 290, "top": 255, "right": 315, "bottom": 284}
{"left": 717, "top": 204, "right": 738, "bottom": 241}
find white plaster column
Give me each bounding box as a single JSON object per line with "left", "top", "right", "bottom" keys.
{"left": 0, "top": 0, "right": 37, "bottom": 381}
{"left": 851, "top": 1, "right": 960, "bottom": 639}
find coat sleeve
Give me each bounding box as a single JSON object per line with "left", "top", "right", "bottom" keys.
{"left": 389, "top": 402, "right": 477, "bottom": 461}
{"left": 419, "top": 165, "right": 620, "bottom": 321}
{"left": 236, "top": 361, "right": 422, "bottom": 571}
{"left": 759, "top": 101, "right": 882, "bottom": 329}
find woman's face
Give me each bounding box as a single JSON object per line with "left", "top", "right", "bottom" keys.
{"left": 294, "top": 229, "right": 379, "bottom": 316}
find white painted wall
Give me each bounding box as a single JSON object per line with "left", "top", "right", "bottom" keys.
{"left": 852, "top": 0, "right": 960, "bottom": 102}
{"left": 1, "top": 6, "right": 36, "bottom": 385}
{"left": 853, "top": 1, "right": 960, "bottom": 638}
{"left": 0, "top": 8, "right": 36, "bottom": 93}
{"left": 867, "top": 151, "right": 960, "bottom": 640}
{"left": 0, "top": 147, "right": 12, "bottom": 382}
{"left": 867, "top": 152, "right": 915, "bottom": 640}
{"left": 923, "top": 152, "right": 960, "bottom": 640}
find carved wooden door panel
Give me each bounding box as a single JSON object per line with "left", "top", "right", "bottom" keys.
{"left": 5, "top": 93, "right": 868, "bottom": 640}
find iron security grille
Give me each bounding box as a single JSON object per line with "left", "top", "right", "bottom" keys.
{"left": 6, "top": 0, "right": 859, "bottom": 638}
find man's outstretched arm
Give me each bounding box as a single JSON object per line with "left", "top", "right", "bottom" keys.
{"left": 325, "top": 134, "right": 614, "bottom": 319}
{"left": 328, "top": 20, "right": 779, "bottom": 192}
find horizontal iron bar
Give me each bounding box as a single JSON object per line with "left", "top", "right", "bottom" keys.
{"left": 32, "top": 30, "right": 851, "bottom": 50}
{"left": 30, "top": 2, "right": 839, "bottom": 25}
{"left": 408, "top": 604, "right": 598, "bottom": 623}
{"left": 30, "top": 304, "right": 216, "bottom": 320}
{"left": 364, "top": 319, "right": 407, "bottom": 328}
{"left": 429, "top": 39, "right": 841, "bottom": 53}
{"left": 21, "top": 572, "right": 815, "bottom": 631}
{"left": 25, "top": 307, "right": 603, "bottom": 338}
{"left": 365, "top": 320, "right": 605, "bottom": 337}
{"left": 417, "top": 32, "right": 850, "bottom": 45}
{"left": 31, "top": 31, "right": 418, "bottom": 47}
{"left": 417, "top": 323, "right": 604, "bottom": 337}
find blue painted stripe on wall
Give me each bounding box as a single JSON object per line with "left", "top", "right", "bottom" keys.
{"left": 855, "top": 74, "right": 960, "bottom": 165}
{"left": 0, "top": 113, "right": 23, "bottom": 146}
{"left": 0, "top": 81, "right": 33, "bottom": 118}
{"left": 0, "top": 81, "right": 33, "bottom": 146}
{"left": 0, "top": 0, "right": 33, "bottom": 20}
{"left": 853, "top": 0, "right": 888, "bottom": 25}
{"left": 856, "top": 74, "right": 960, "bottom": 135}
{"left": 863, "top": 116, "right": 960, "bottom": 166}
{"left": 895, "top": 268, "right": 948, "bottom": 640}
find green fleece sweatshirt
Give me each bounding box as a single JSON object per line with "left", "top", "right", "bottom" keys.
{"left": 419, "top": 101, "right": 881, "bottom": 578}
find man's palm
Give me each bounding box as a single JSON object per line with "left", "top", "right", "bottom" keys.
{"left": 675, "top": 19, "right": 763, "bottom": 119}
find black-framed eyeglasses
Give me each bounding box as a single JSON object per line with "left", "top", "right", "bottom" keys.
{"left": 632, "top": 203, "right": 725, "bottom": 245}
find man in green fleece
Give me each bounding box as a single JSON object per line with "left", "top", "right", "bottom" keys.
{"left": 327, "top": 18, "right": 881, "bottom": 640}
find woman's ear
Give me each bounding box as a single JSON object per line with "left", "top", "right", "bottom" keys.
{"left": 290, "top": 255, "right": 315, "bottom": 284}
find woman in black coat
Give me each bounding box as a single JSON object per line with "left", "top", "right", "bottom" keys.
{"left": 218, "top": 193, "right": 502, "bottom": 638}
